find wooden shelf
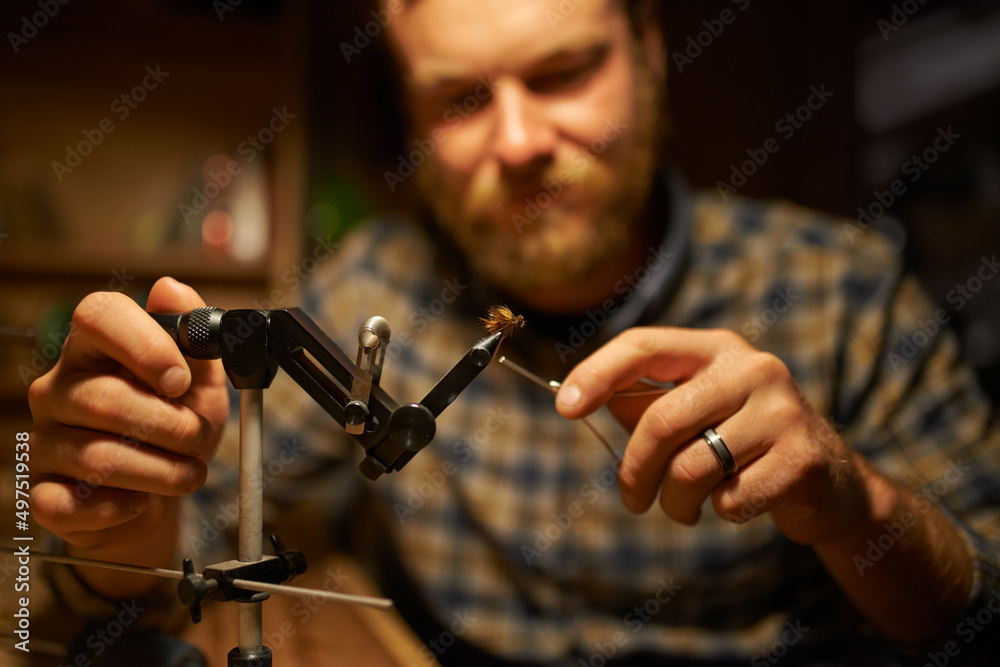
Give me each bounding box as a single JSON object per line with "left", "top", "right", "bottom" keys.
{"left": 0, "top": 0, "right": 308, "bottom": 421}
{"left": 1, "top": 241, "right": 270, "bottom": 284}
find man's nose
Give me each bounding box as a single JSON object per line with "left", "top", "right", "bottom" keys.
{"left": 491, "top": 81, "right": 557, "bottom": 168}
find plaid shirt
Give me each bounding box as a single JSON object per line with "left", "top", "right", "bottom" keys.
{"left": 193, "top": 173, "right": 1000, "bottom": 665}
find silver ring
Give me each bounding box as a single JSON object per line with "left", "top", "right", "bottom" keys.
{"left": 703, "top": 428, "right": 738, "bottom": 478}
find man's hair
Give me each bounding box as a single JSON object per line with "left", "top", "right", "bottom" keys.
{"left": 392, "top": 0, "right": 659, "bottom": 31}
{"left": 623, "top": 0, "right": 660, "bottom": 35}
{"left": 382, "top": 0, "right": 659, "bottom": 36}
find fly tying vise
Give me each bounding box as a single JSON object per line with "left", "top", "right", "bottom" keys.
{"left": 6, "top": 305, "right": 513, "bottom": 667}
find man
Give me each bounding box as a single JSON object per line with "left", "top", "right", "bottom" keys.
{"left": 28, "top": 0, "right": 1000, "bottom": 664}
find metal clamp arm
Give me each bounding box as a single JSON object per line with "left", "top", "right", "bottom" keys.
{"left": 151, "top": 307, "right": 505, "bottom": 480}
{"left": 266, "top": 308, "right": 399, "bottom": 443}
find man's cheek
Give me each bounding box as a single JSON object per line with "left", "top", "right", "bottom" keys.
{"left": 433, "top": 118, "right": 488, "bottom": 171}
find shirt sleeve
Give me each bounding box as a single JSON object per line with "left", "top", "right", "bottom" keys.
{"left": 835, "top": 256, "right": 1000, "bottom": 661}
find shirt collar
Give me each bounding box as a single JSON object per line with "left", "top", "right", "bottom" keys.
{"left": 602, "top": 167, "right": 693, "bottom": 336}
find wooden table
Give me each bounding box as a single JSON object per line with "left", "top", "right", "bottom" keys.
{"left": 182, "top": 555, "right": 436, "bottom": 666}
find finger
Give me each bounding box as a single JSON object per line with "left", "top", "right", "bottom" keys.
{"left": 617, "top": 370, "right": 750, "bottom": 514}
{"left": 709, "top": 451, "right": 794, "bottom": 528}
{"left": 650, "top": 365, "right": 817, "bottom": 522}
{"left": 656, "top": 417, "right": 770, "bottom": 524}
{"left": 605, "top": 391, "right": 659, "bottom": 432}
{"left": 556, "top": 328, "right": 739, "bottom": 418}
{"left": 31, "top": 425, "right": 207, "bottom": 497}
{"left": 146, "top": 276, "right": 227, "bottom": 401}
{"left": 45, "top": 372, "right": 212, "bottom": 458}
{"left": 31, "top": 477, "right": 149, "bottom": 535}
{"left": 60, "top": 284, "right": 194, "bottom": 398}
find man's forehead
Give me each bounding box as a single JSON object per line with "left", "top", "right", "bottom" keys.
{"left": 383, "top": 0, "right": 624, "bottom": 86}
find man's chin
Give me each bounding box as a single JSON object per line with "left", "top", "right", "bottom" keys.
{"left": 469, "top": 245, "right": 602, "bottom": 295}
{"left": 487, "top": 203, "right": 593, "bottom": 244}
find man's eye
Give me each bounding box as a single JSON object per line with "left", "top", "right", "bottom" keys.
{"left": 527, "top": 66, "right": 593, "bottom": 93}
{"left": 527, "top": 47, "right": 608, "bottom": 94}
{"left": 419, "top": 86, "right": 493, "bottom": 118}
{"left": 447, "top": 88, "right": 492, "bottom": 109}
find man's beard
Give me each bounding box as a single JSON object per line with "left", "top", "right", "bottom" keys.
{"left": 414, "top": 53, "right": 663, "bottom": 296}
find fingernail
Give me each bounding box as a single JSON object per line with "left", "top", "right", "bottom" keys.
{"left": 558, "top": 384, "right": 582, "bottom": 408}
{"left": 191, "top": 428, "right": 208, "bottom": 459}
{"left": 159, "top": 365, "right": 187, "bottom": 394}
{"left": 128, "top": 491, "right": 147, "bottom": 514}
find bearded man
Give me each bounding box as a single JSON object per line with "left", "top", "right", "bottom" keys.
{"left": 28, "top": 1, "right": 1000, "bottom": 665}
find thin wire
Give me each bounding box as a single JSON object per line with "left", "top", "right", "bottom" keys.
{"left": 3, "top": 548, "right": 185, "bottom": 579}
{"left": 497, "top": 356, "right": 559, "bottom": 396}
{"left": 497, "top": 356, "right": 668, "bottom": 398}
{"left": 498, "top": 356, "right": 623, "bottom": 463}
{"left": 0, "top": 546, "right": 393, "bottom": 611}
{"left": 231, "top": 579, "right": 393, "bottom": 611}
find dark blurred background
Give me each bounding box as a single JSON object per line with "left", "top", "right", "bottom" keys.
{"left": 2, "top": 0, "right": 1000, "bottom": 433}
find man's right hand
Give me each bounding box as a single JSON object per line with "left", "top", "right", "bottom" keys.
{"left": 28, "top": 277, "right": 230, "bottom": 599}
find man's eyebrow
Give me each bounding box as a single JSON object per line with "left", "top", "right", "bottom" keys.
{"left": 406, "top": 31, "right": 611, "bottom": 92}
{"left": 532, "top": 41, "right": 609, "bottom": 67}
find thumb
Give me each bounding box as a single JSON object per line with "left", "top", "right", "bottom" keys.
{"left": 146, "top": 276, "right": 208, "bottom": 314}
{"left": 145, "top": 277, "right": 229, "bottom": 425}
